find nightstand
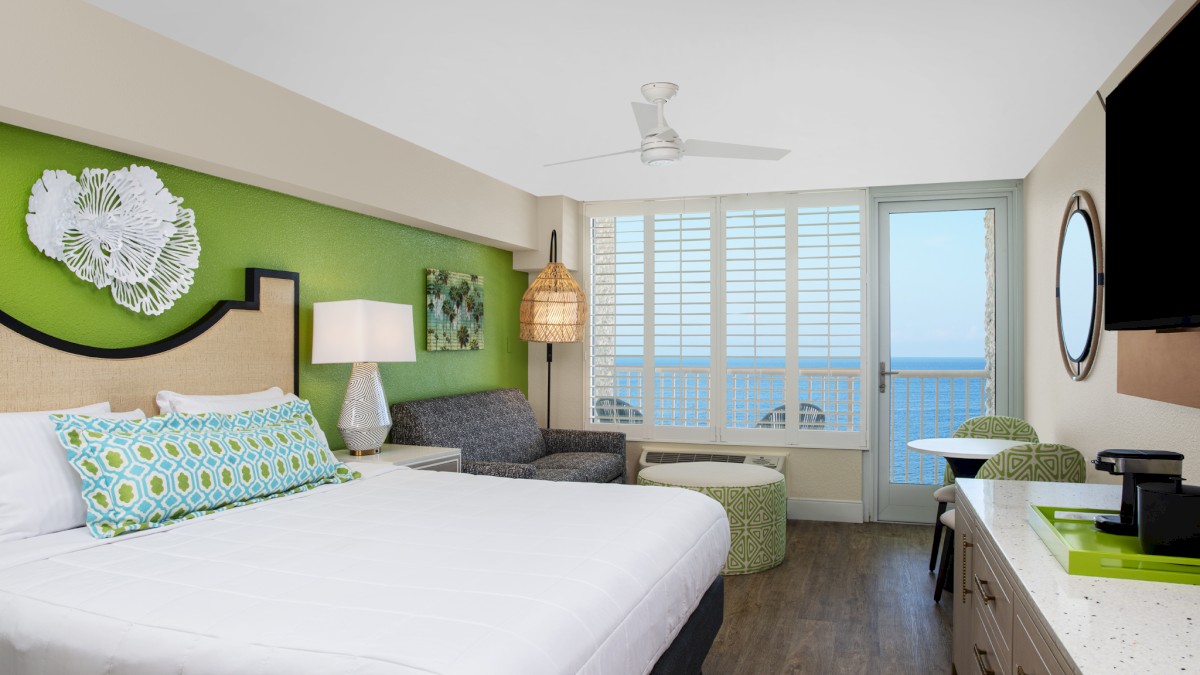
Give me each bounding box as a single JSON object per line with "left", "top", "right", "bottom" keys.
{"left": 333, "top": 444, "right": 461, "bottom": 472}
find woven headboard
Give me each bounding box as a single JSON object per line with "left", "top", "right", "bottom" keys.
{"left": 0, "top": 268, "right": 298, "bottom": 414}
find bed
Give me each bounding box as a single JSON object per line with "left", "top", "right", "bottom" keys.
{"left": 0, "top": 269, "right": 729, "bottom": 675}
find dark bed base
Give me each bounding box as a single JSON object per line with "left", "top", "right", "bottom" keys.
{"left": 650, "top": 576, "right": 724, "bottom": 675}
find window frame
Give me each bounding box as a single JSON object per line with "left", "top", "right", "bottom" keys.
{"left": 582, "top": 190, "right": 868, "bottom": 449}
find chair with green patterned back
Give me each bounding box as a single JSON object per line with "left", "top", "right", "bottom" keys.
{"left": 974, "top": 442, "right": 1087, "bottom": 482}
{"left": 928, "top": 415, "right": 1039, "bottom": 573}
{"left": 933, "top": 442, "right": 1085, "bottom": 602}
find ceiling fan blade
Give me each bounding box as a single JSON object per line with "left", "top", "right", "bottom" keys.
{"left": 631, "top": 102, "right": 658, "bottom": 137}
{"left": 545, "top": 148, "right": 640, "bottom": 167}
{"left": 684, "top": 139, "right": 791, "bottom": 161}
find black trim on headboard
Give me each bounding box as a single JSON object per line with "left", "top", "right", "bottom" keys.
{"left": 0, "top": 268, "right": 301, "bottom": 394}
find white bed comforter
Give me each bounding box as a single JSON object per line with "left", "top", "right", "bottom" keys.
{"left": 0, "top": 465, "right": 729, "bottom": 675}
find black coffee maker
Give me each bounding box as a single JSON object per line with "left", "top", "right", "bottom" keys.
{"left": 1091, "top": 449, "right": 1185, "bottom": 535}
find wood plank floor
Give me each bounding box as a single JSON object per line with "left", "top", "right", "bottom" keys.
{"left": 702, "top": 521, "right": 952, "bottom": 675}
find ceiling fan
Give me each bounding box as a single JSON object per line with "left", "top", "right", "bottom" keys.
{"left": 546, "top": 82, "right": 791, "bottom": 167}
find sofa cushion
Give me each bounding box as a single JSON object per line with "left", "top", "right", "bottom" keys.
{"left": 391, "top": 389, "right": 547, "bottom": 465}
{"left": 532, "top": 452, "right": 625, "bottom": 484}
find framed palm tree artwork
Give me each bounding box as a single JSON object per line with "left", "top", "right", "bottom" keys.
{"left": 425, "top": 269, "right": 484, "bottom": 351}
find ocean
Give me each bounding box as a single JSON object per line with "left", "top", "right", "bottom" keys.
{"left": 598, "top": 355, "right": 987, "bottom": 485}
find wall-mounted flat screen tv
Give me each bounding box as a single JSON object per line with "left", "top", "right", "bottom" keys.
{"left": 1105, "top": 6, "right": 1200, "bottom": 330}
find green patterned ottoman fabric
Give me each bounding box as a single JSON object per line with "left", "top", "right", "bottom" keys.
{"left": 639, "top": 463, "right": 786, "bottom": 575}
{"left": 52, "top": 400, "right": 358, "bottom": 539}
{"left": 974, "top": 443, "right": 1087, "bottom": 483}
{"left": 943, "top": 415, "right": 1041, "bottom": 484}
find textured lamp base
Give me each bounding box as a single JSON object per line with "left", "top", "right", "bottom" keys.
{"left": 338, "top": 362, "right": 392, "bottom": 454}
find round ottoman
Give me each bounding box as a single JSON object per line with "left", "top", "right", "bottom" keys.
{"left": 638, "top": 461, "right": 786, "bottom": 575}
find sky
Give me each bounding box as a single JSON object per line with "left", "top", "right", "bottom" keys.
{"left": 888, "top": 209, "right": 987, "bottom": 358}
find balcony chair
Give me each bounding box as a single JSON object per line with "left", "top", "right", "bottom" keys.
{"left": 593, "top": 397, "right": 644, "bottom": 424}
{"left": 933, "top": 442, "right": 1085, "bottom": 602}
{"left": 754, "top": 402, "right": 825, "bottom": 430}
{"left": 929, "top": 415, "right": 1039, "bottom": 574}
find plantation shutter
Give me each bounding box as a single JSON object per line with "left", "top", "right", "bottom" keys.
{"left": 589, "top": 215, "right": 646, "bottom": 426}
{"left": 586, "top": 191, "right": 865, "bottom": 448}
{"left": 652, "top": 212, "right": 713, "bottom": 434}
{"left": 796, "top": 195, "right": 864, "bottom": 438}
{"left": 722, "top": 199, "right": 790, "bottom": 444}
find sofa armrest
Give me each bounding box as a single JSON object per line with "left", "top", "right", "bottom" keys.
{"left": 541, "top": 428, "right": 627, "bottom": 456}
{"left": 462, "top": 460, "right": 536, "bottom": 480}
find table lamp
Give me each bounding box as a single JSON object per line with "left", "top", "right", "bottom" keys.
{"left": 312, "top": 300, "right": 416, "bottom": 455}
{"left": 520, "top": 230, "right": 587, "bottom": 427}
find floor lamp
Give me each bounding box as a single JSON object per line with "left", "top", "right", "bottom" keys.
{"left": 520, "top": 230, "right": 587, "bottom": 428}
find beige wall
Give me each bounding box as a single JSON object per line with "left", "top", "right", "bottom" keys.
{"left": 0, "top": 0, "right": 539, "bottom": 252}
{"left": 623, "top": 442, "right": 862, "bottom": 502}
{"left": 1023, "top": 0, "right": 1200, "bottom": 483}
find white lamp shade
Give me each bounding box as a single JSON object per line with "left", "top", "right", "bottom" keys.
{"left": 312, "top": 300, "right": 416, "bottom": 364}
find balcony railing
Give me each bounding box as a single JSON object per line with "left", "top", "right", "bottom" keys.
{"left": 888, "top": 368, "right": 990, "bottom": 484}
{"left": 592, "top": 365, "right": 863, "bottom": 430}
{"left": 592, "top": 365, "right": 990, "bottom": 486}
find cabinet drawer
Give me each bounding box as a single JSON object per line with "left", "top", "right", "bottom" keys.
{"left": 972, "top": 598, "right": 1010, "bottom": 675}
{"left": 972, "top": 534, "right": 1015, "bottom": 654}
{"left": 1013, "top": 597, "right": 1071, "bottom": 675}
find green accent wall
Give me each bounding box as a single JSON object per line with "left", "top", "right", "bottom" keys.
{"left": 0, "top": 122, "right": 528, "bottom": 447}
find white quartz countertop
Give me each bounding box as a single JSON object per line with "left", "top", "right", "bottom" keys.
{"left": 956, "top": 478, "right": 1199, "bottom": 674}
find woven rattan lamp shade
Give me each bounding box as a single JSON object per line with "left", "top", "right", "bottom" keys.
{"left": 519, "top": 261, "right": 587, "bottom": 343}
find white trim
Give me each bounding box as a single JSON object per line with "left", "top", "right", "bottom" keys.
{"left": 787, "top": 497, "right": 865, "bottom": 523}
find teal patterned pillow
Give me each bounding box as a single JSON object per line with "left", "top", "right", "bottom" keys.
{"left": 53, "top": 403, "right": 357, "bottom": 539}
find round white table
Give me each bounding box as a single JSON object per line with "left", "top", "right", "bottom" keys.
{"left": 906, "top": 437, "right": 1026, "bottom": 479}
{"left": 909, "top": 437, "right": 1027, "bottom": 595}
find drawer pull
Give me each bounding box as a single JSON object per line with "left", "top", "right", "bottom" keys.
{"left": 974, "top": 573, "right": 996, "bottom": 605}
{"left": 962, "top": 537, "right": 973, "bottom": 604}
{"left": 973, "top": 644, "right": 995, "bottom": 675}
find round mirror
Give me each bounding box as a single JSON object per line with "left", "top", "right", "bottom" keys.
{"left": 1056, "top": 191, "right": 1103, "bottom": 380}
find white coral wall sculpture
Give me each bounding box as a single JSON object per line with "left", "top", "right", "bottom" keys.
{"left": 25, "top": 165, "right": 200, "bottom": 315}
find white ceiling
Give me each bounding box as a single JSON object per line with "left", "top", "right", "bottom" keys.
{"left": 88, "top": 0, "right": 1171, "bottom": 203}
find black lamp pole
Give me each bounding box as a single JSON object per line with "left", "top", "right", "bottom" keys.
{"left": 545, "top": 230, "right": 558, "bottom": 428}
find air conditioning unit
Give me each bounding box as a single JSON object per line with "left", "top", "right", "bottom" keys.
{"left": 638, "top": 445, "right": 787, "bottom": 474}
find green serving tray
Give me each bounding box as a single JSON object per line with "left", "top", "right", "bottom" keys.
{"left": 1028, "top": 504, "right": 1200, "bottom": 585}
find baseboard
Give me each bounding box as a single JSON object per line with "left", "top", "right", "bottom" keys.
{"left": 787, "top": 498, "right": 864, "bottom": 523}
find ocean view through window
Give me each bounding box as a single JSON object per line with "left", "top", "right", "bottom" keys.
{"left": 587, "top": 192, "right": 868, "bottom": 447}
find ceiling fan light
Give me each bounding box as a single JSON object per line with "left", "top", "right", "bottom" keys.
{"left": 641, "top": 145, "right": 680, "bottom": 166}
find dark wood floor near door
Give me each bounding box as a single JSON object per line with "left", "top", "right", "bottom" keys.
{"left": 703, "top": 521, "right": 952, "bottom": 675}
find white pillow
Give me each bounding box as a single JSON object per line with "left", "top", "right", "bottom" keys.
{"left": 155, "top": 386, "right": 286, "bottom": 416}
{"left": 156, "top": 387, "right": 330, "bottom": 450}
{"left": 0, "top": 403, "right": 146, "bottom": 542}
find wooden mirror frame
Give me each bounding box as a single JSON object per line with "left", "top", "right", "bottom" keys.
{"left": 1056, "top": 190, "right": 1104, "bottom": 381}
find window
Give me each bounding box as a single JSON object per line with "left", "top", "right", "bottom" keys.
{"left": 587, "top": 191, "right": 866, "bottom": 448}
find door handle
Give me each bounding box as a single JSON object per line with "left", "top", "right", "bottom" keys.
{"left": 879, "top": 361, "right": 899, "bottom": 393}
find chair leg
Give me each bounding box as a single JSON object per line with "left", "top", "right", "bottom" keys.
{"left": 929, "top": 501, "right": 947, "bottom": 571}
{"left": 934, "top": 526, "right": 954, "bottom": 603}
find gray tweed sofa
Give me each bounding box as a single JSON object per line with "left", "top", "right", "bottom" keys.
{"left": 390, "top": 388, "right": 627, "bottom": 483}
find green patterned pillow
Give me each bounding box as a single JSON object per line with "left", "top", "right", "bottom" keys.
{"left": 53, "top": 405, "right": 357, "bottom": 539}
